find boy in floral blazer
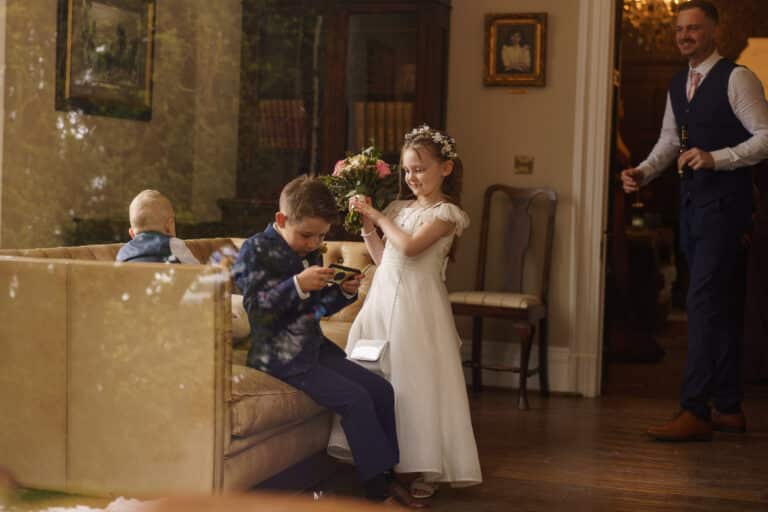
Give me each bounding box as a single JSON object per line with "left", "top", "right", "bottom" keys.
{"left": 233, "top": 177, "right": 404, "bottom": 504}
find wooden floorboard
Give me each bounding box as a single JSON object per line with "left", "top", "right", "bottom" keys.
{"left": 320, "top": 386, "right": 768, "bottom": 511}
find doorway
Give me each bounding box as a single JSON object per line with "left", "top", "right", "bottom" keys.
{"left": 602, "top": 0, "right": 768, "bottom": 395}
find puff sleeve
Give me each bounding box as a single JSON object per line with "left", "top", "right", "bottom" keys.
{"left": 425, "top": 203, "right": 470, "bottom": 236}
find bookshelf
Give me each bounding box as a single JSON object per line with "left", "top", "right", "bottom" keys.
{"left": 219, "top": 0, "right": 452, "bottom": 235}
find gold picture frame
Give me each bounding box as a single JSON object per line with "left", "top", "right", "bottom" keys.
{"left": 55, "top": 0, "right": 156, "bottom": 121}
{"left": 484, "top": 13, "right": 547, "bottom": 87}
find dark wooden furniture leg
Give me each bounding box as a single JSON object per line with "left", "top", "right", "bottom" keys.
{"left": 538, "top": 318, "right": 550, "bottom": 396}
{"left": 517, "top": 324, "right": 534, "bottom": 410}
{"left": 472, "top": 316, "right": 483, "bottom": 392}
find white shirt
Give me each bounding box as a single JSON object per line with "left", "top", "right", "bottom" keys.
{"left": 637, "top": 50, "right": 768, "bottom": 184}
{"left": 294, "top": 259, "right": 311, "bottom": 299}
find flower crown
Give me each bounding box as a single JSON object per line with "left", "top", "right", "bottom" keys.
{"left": 404, "top": 124, "right": 458, "bottom": 160}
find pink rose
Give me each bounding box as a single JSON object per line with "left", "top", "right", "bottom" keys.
{"left": 332, "top": 159, "right": 347, "bottom": 177}
{"left": 375, "top": 160, "right": 391, "bottom": 178}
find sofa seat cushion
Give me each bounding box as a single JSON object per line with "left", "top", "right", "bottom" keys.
{"left": 229, "top": 364, "right": 325, "bottom": 438}
{"left": 448, "top": 291, "right": 545, "bottom": 321}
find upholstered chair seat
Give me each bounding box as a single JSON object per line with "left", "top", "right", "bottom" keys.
{"left": 448, "top": 291, "right": 544, "bottom": 318}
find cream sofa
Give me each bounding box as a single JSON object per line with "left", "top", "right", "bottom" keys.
{"left": 0, "top": 238, "right": 373, "bottom": 497}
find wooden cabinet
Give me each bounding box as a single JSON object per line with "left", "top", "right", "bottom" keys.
{"left": 219, "top": 0, "right": 451, "bottom": 235}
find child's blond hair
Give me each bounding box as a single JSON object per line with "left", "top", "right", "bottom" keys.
{"left": 129, "top": 189, "right": 175, "bottom": 234}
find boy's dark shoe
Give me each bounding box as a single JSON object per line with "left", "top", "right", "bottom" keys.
{"left": 711, "top": 409, "right": 747, "bottom": 433}
{"left": 646, "top": 410, "right": 713, "bottom": 441}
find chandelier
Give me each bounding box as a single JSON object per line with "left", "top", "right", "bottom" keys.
{"left": 623, "top": 0, "right": 681, "bottom": 51}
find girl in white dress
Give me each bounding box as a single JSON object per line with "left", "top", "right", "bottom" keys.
{"left": 332, "top": 125, "right": 482, "bottom": 499}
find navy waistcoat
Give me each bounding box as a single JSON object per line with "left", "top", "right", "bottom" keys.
{"left": 669, "top": 58, "right": 753, "bottom": 206}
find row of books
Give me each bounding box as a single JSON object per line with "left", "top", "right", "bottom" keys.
{"left": 351, "top": 101, "right": 414, "bottom": 153}
{"left": 253, "top": 99, "right": 415, "bottom": 153}
{"left": 256, "top": 99, "right": 307, "bottom": 150}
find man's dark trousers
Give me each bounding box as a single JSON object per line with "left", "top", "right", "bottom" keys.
{"left": 274, "top": 340, "right": 399, "bottom": 482}
{"left": 669, "top": 58, "right": 755, "bottom": 421}
{"left": 680, "top": 189, "right": 752, "bottom": 419}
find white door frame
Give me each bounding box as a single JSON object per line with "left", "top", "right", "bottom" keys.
{"left": 0, "top": 0, "right": 6, "bottom": 248}
{"left": 568, "top": 0, "right": 616, "bottom": 397}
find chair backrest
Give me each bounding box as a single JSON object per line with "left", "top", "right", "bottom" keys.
{"left": 475, "top": 185, "right": 557, "bottom": 305}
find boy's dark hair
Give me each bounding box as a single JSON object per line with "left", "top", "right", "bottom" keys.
{"left": 678, "top": 1, "right": 718, "bottom": 24}
{"left": 279, "top": 175, "right": 339, "bottom": 224}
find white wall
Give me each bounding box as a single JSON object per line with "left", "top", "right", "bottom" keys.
{"left": 446, "top": 0, "right": 614, "bottom": 394}
{"left": 446, "top": 0, "right": 580, "bottom": 346}
{"left": 0, "top": 0, "right": 5, "bottom": 248}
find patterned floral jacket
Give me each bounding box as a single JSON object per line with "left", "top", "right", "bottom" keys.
{"left": 233, "top": 224, "right": 355, "bottom": 376}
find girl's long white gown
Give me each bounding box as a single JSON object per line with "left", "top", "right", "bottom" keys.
{"left": 329, "top": 200, "right": 482, "bottom": 487}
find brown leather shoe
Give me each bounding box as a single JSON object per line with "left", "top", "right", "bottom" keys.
{"left": 711, "top": 409, "right": 746, "bottom": 433}
{"left": 646, "top": 410, "right": 713, "bottom": 441}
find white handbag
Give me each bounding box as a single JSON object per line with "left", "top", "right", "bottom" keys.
{"left": 349, "top": 338, "right": 390, "bottom": 376}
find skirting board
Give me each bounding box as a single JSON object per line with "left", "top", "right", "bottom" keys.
{"left": 460, "top": 339, "right": 572, "bottom": 394}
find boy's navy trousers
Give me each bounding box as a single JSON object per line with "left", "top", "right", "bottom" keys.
{"left": 273, "top": 340, "right": 399, "bottom": 481}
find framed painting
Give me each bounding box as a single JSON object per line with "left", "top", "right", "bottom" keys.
{"left": 484, "top": 13, "right": 547, "bottom": 87}
{"left": 56, "top": 0, "right": 156, "bottom": 121}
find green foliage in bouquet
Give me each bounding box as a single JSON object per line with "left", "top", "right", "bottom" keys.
{"left": 320, "top": 146, "right": 399, "bottom": 233}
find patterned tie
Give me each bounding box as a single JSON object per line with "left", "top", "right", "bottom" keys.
{"left": 687, "top": 70, "right": 702, "bottom": 102}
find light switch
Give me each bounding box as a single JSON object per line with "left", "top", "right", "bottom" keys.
{"left": 514, "top": 155, "right": 534, "bottom": 174}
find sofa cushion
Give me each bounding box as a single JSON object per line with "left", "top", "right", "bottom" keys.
{"left": 229, "top": 364, "right": 325, "bottom": 438}
{"left": 185, "top": 238, "right": 244, "bottom": 267}
{"left": 320, "top": 320, "right": 351, "bottom": 350}
{"left": 322, "top": 242, "right": 376, "bottom": 323}
{"left": 0, "top": 244, "right": 122, "bottom": 261}
{"left": 232, "top": 349, "right": 248, "bottom": 366}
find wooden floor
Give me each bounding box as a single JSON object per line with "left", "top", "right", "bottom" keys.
{"left": 320, "top": 317, "right": 768, "bottom": 511}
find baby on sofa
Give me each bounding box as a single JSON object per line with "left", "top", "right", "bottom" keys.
{"left": 116, "top": 189, "right": 250, "bottom": 340}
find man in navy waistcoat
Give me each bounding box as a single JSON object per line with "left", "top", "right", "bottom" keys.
{"left": 621, "top": 0, "right": 768, "bottom": 441}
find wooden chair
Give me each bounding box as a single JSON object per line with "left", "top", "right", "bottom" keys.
{"left": 449, "top": 185, "right": 557, "bottom": 410}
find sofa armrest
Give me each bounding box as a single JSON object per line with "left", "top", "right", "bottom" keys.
{"left": 0, "top": 257, "right": 231, "bottom": 496}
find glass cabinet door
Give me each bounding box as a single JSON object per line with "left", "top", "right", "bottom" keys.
{"left": 345, "top": 13, "right": 418, "bottom": 161}
{"left": 227, "top": 1, "right": 450, "bottom": 236}
{"left": 237, "top": 4, "right": 326, "bottom": 200}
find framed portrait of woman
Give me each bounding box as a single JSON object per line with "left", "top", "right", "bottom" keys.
{"left": 484, "top": 13, "right": 547, "bottom": 87}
